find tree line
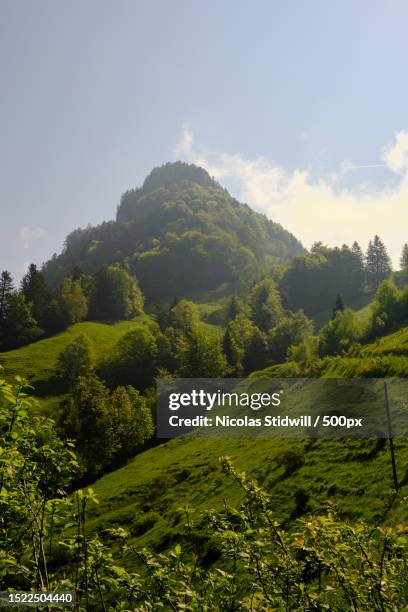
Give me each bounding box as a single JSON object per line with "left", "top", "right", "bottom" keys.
{"left": 280, "top": 235, "right": 407, "bottom": 315}
{"left": 0, "top": 264, "right": 144, "bottom": 351}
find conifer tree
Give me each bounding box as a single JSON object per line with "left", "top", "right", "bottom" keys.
{"left": 351, "top": 241, "right": 365, "bottom": 290}
{"left": 226, "top": 296, "right": 241, "bottom": 321}
{"left": 0, "top": 271, "right": 13, "bottom": 322}
{"left": 351, "top": 241, "right": 365, "bottom": 266}
{"left": 332, "top": 294, "right": 345, "bottom": 319}
{"left": 365, "top": 235, "right": 392, "bottom": 289}
{"left": 21, "top": 264, "right": 49, "bottom": 327}
{"left": 400, "top": 243, "right": 408, "bottom": 271}
{"left": 0, "top": 292, "right": 41, "bottom": 350}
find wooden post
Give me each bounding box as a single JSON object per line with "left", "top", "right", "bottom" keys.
{"left": 384, "top": 381, "right": 398, "bottom": 491}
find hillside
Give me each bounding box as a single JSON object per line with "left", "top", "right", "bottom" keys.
{"left": 88, "top": 427, "right": 408, "bottom": 555}
{"left": 311, "top": 292, "right": 374, "bottom": 331}
{"left": 0, "top": 316, "right": 152, "bottom": 413}
{"left": 324, "top": 326, "right": 408, "bottom": 377}
{"left": 81, "top": 326, "right": 408, "bottom": 553}
{"left": 42, "top": 162, "right": 304, "bottom": 300}
{"left": 2, "top": 312, "right": 407, "bottom": 550}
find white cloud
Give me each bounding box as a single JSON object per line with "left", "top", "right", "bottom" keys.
{"left": 174, "top": 126, "right": 408, "bottom": 268}
{"left": 382, "top": 130, "right": 408, "bottom": 172}
{"left": 19, "top": 226, "right": 46, "bottom": 249}
{"left": 174, "top": 122, "right": 194, "bottom": 158}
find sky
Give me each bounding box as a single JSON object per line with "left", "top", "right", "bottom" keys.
{"left": 1, "top": 0, "right": 408, "bottom": 281}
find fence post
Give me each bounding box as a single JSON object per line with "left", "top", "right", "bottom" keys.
{"left": 383, "top": 381, "right": 398, "bottom": 491}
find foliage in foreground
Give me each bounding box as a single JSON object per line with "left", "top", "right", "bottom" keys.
{"left": 1, "top": 377, "right": 407, "bottom": 610}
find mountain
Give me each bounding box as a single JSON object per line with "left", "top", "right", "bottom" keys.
{"left": 42, "top": 162, "right": 304, "bottom": 300}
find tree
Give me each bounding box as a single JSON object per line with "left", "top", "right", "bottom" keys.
{"left": 21, "top": 264, "right": 49, "bottom": 327}
{"left": 366, "top": 236, "right": 392, "bottom": 289}
{"left": 58, "top": 276, "right": 88, "bottom": 326}
{"left": 281, "top": 243, "right": 368, "bottom": 317}
{"left": 319, "top": 309, "right": 362, "bottom": 356}
{"left": 0, "top": 292, "right": 42, "bottom": 350}
{"left": 269, "top": 310, "right": 314, "bottom": 363}
{"left": 0, "top": 270, "right": 43, "bottom": 350}
{"left": 59, "top": 375, "right": 153, "bottom": 477}
{"left": 108, "top": 326, "right": 159, "bottom": 390}
{"left": 177, "top": 328, "right": 227, "bottom": 377}
{"left": 369, "top": 280, "right": 402, "bottom": 337}
{"left": 56, "top": 333, "right": 94, "bottom": 386}
{"left": 107, "top": 386, "right": 154, "bottom": 463}
{"left": 159, "top": 300, "right": 202, "bottom": 374}
{"left": 0, "top": 378, "right": 79, "bottom": 592}
{"left": 249, "top": 278, "right": 283, "bottom": 331}
{"left": 332, "top": 294, "right": 345, "bottom": 319}
{"left": 351, "top": 241, "right": 365, "bottom": 290}
{"left": 60, "top": 375, "right": 113, "bottom": 477}
{"left": 242, "top": 327, "right": 269, "bottom": 374}
{"left": 90, "top": 266, "right": 144, "bottom": 320}
{"left": 0, "top": 271, "right": 13, "bottom": 322}
{"left": 280, "top": 253, "right": 327, "bottom": 315}
{"left": 154, "top": 301, "right": 170, "bottom": 331}
{"left": 168, "top": 299, "right": 199, "bottom": 334}
{"left": 225, "top": 296, "right": 247, "bottom": 322}
{"left": 400, "top": 243, "right": 408, "bottom": 271}
{"left": 223, "top": 314, "right": 260, "bottom": 375}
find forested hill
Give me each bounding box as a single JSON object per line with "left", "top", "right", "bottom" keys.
{"left": 42, "top": 162, "right": 304, "bottom": 300}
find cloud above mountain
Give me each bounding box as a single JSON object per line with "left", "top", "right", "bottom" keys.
{"left": 175, "top": 124, "right": 408, "bottom": 268}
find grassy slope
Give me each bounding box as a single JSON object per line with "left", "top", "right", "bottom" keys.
{"left": 0, "top": 316, "right": 152, "bottom": 414}
{"left": 1, "top": 313, "right": 407, "bottom": 555}
{"left": 88, "top": 435, "right": 408, "bottom": 553}
{"left": 86, "top": 327, "right": 408, "bottom": 552}
{"left": 324, "top": 326, "right": 408, "bottom": 377}
{"left": 311, "top": 292, "right": 374, "bottom": 331}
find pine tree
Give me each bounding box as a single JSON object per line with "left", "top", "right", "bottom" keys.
{"left": 351, "top": 241, "right": 365, "bottom": 291}
{"left": 332, "top": 294, "right": 345, "bottom": 319}
{"left": 0, "top": 292, "right": 41, "bottom": 350}
{"left": 400, "top": 243, "right": 408, "bottom": 271}
{"left": 365, "top": 235, "right": 392, "bottom": 290}
{"left": 226, "top": 296, "right": 241, "bottom": 321}
{"left": 21, "top": 264, "right": 48, "bottom": 328}
{"left": 351, "top": 241, "right": 365, "bottom": 266}
{"left": 0, "top": 271, "right": 14, "bottom": 322}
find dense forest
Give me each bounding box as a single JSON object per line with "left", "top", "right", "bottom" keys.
{"left": 1, "top": 162, "right": 408, "bottom": 609}
{"left": 42, "top": 162, "right": 304, "bottom": 299}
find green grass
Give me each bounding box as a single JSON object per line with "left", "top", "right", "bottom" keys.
{"left": 87, "top": 435, "right": 408, "bottom": 553}
{"left": 312, "top": 292, "right": 375, "bottom": 331}
{"left": 86, "top": 325, "right": 408, "bottom": 553}
{"left": 2, "top": 312, "right": 408, "bottom": 558}
{"left": 0, "top": 316, "right": 153, "bottom": 414}
{"left": 322, "top": 327, "right": 408, "bottom": 377}
{"left": 0, "top": 317, "right": 152, "bottom": 382}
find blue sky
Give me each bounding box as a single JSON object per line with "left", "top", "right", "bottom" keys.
{"left": 1, "top": 0, "right": 408, "bottom": 280}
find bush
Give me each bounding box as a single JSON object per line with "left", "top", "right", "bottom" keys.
{"left": 276, "top": 448, "right": 305, "bottom": 475}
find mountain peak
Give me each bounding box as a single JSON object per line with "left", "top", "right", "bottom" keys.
{"left": 44, "top": 162, "right": 305, "bottom": 299}
{"left": 141, "top": 161, "right": 218, "bottom": 192}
